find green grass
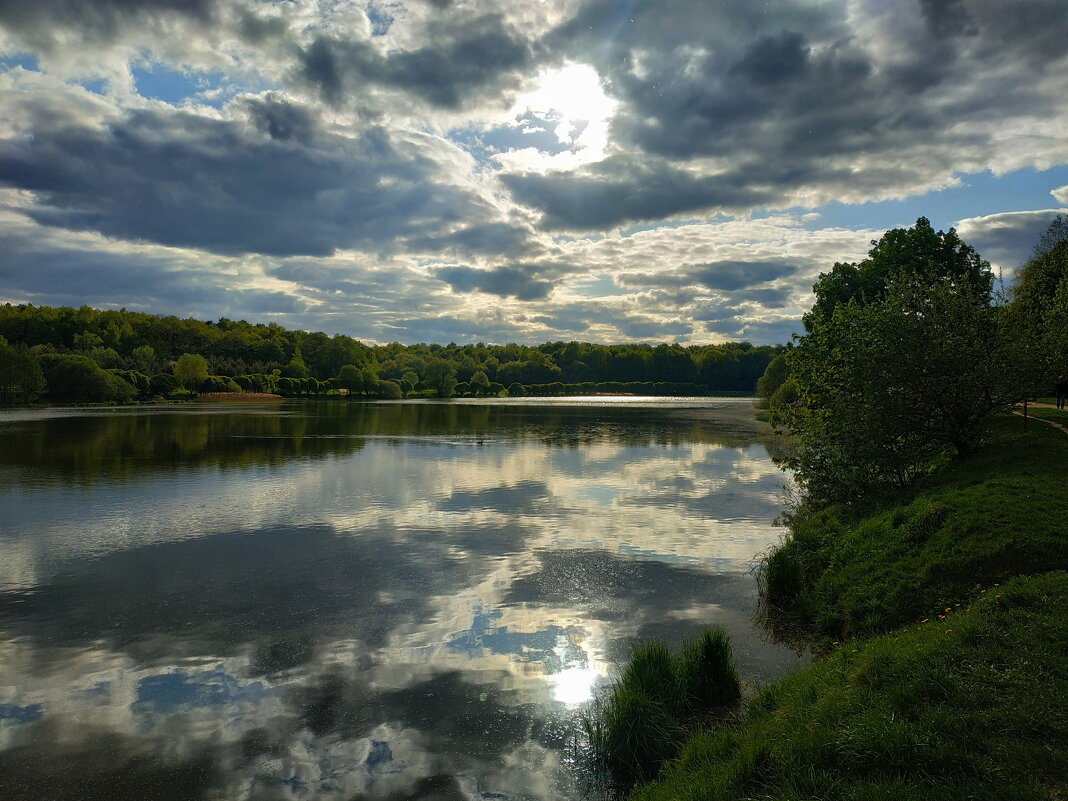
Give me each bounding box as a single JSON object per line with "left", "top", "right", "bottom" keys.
{"left": 584, "top": 630, "right": 742, "bottom": 793}
{"left": 1026, "top": 406, "right": 1068, "bottom": 425}
{"left": 759, "top": 416, "right": 1068, "bottom": 641}
{"left": 632, "top": 571, "right": 1068, "bottom": 801}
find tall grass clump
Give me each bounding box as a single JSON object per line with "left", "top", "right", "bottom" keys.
{"left": 675, "top": 628, "right": 741, "bottom": 711}
{"left": 583, "top": 630, "right": 742, "bottom": 794}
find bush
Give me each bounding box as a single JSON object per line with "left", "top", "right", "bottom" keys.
{"left": 200, "top": 375, "right": 242, "bottom": 393}
{"left": 39, "top": 353, "right": 136, "bottom": 403}
{"left": 150, "top": 372, "right": 180, "bottom": 396}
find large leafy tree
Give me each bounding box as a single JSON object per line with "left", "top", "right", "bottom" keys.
{"left": 173, "top": 353, "right": 209, "bottom": 390}
{"left": 0, "top": 340, "right": 45, "bottom": 405}
{"left": 778, "top": 219, "right": 1015, "bottom": 505}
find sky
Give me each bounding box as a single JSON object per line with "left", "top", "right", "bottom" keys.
{"left": 0, "top": 0, "right": 1066, "bottom": 347}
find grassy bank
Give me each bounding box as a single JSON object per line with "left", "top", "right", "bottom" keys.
{"left": 762, "top": 416, "right": 1068, "bottom": 641}
{"left": 633, "top": 571, "right": 1068, "bottom": 801}
{"left": 626, "top": 415, "right": 1068, "bottom": 799}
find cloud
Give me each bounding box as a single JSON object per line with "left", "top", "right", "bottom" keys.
{"left": 505, "top": 0, "right": 1068, "bottom": 229}
{"left": 2, "top": 0, "right": 1067, "bottom": 346}
{"left": 619, "top": 260, "right": 797, "bottom": 292}
{"left": 1052, "top": 185, "right": 1068, "bottom": 204}
{"left": 433, "top": 263, "right": 567, "bottom": 300}
{"left": 295, "top": 11, "right": 536, "bottom": 110}
{"left": 955, "top": 208, "right": 1068, "bottom": 274}
{"left": 0, "top": 83, "right": 508, "bottom": 257}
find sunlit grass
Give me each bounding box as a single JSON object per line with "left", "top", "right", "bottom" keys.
{"left": 757, "top": 415, "right": 1068, "bottom": 641}
{"left": 633, "top": 572, "right": 1068, "bottom": 800}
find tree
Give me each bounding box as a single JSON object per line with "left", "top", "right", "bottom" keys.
{"left": 337, "top": 363, "right": 379, "bottom": 396}
{"left": 1005, "top": 237, "right": 1068, "bottom": 396}
{"left": 281, "top": 346, "right": 310, "bottom": 379}
{"left": 1033, "top": 215, "right": 1068, "bottom": 259}
{"left": 174, "top": 353, "right": 209, "bottom": 390}
{"left": 128, "top": 345, "right": 158, "bottom": 374}
{"left": 778, "top": 219, "right": 1012, "bottom": 505}
{"left": 755, "top": 353, "right": 790, "bottom": 405}
{"left": 469, "top": 370, "right": 491, "bottom": 395}
{"left": 0, "top": 343, "right": 45, "bottom": 404}
{"left": 38, "top": 354, "right": 136, "bottom": 403}
{"left": 423, "top": 358, "right": 457, "bottom": 398}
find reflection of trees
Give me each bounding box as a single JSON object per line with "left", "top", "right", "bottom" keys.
{"left": 0, "top": 401, "right": 774, "bottom": 486}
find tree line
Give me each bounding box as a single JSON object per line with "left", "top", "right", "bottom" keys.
{"left": 756, "top": 215, "right": 1068, "bottom": 508}
{"left": 0, "top": 304, "right": 782, "bottom": 405}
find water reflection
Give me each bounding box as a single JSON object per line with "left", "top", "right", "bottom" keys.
{"left": 0, "top": 399, "right": 802, "bottom": 800}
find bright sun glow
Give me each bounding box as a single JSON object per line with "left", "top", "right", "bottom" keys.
{"left": 501, "top": 63, "right": 617, "bottom": 172}
{"left": 551, "top": 665, "right": 600, "bottom": 706}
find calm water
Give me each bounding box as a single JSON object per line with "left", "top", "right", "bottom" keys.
{"left": 0, "top": 398, "right": 802, "bottom": 800}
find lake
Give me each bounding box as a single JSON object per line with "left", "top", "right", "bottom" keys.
{"left": 0, "top": 398, "right": 803, "bottom": 800}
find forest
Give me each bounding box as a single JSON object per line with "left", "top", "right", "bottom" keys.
{"left": 0, "top": 304, "right": 782, "bottom": 404}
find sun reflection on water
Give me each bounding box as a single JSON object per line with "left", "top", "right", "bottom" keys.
{"left": 550, "top": 665, "right": 601, "bottom": 706}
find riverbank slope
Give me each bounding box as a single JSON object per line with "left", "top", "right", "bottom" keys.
{"left": 631, "top": 416, "right": 1068, "bottom": 800}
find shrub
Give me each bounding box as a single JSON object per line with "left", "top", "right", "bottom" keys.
{"left": 150, "top": 372, "right": 180, "bottom": 396}
{"left": 39, "top": 353, "right": 136, "bottom": 403}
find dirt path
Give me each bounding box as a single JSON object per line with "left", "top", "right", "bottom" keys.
{"left": 1013, "top": 404, "right": 1068, "bottom": 436}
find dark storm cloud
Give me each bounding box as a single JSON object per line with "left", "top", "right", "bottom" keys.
{"left": 616, "top": 315, "right": 690, "bottom": 340}
{"left": 619, "top": 260, "right": 796, "bottom": 291}
{"left": 957, "top": 209, "right": 1068, "bottom": 271}
{"left": 501, "top": 157, "right": 775, "bottom": 230}
{"left": 0, "top": 96, "right": 498, "bottom": 257}
{"left": 296, "top": 12, "right": 536, "bottom": 110}
{"left": 405, "top": 221, "right": 536, "bottom": 258}
{"left": 432, "top": 264, "right": 560, "bottom": 300}
{"left": 0, "top": 226, "right": 237, "bottom": 311}
{"left": 0, "top": 0, "right": 216, "bottom": 45}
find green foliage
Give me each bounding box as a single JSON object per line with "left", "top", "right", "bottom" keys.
{"left": 675, "top": 628, "right": 741, "bottom": 712}
{"left": 38, "top": 354, "right": 136, "bottom": 403}
{"left": 778, "top": 219, "right": 1016, "bottom": 504}
{"left": 336, "top": 363, "right": 379, "bottom": 395}
{"left": 759, "top": 418, "right": 1068, "bottom": 641}
{"left": 150, "top": 372, "right": 181, "bottom": 396}
{"left": 173, "top": 353, "right": 209, "bottom": 390}
{"left": 0, "top": 343, "right": 45, "bottom": 404}
{"left": 585, "top": 631, "right": 742, "bottom": 794}
{"left": 423, "top": 358, "right": 457, "bottom": 398}
{"left": 507, "top": 382, "right": 526, "bottom": 397}
{"left": 0, "top": 305, "right": 784, "bottom": 399}
{"left": 107, "top": 369, "right": 153, "bottom": 400}
{"left": 128, "top": 344, "right": 158, "bottom": 374}
{"left": 766, "top": 378, "right": 797, "bottom": 410}
{"left": 1004, "top": 238, "right": 1068, "bottom": 398}
{"left": 281, "top": 346, "right": 310, "bottom": 379}
{"left": 199, "top": 375, "right": 242, "bottom": 393}
{"left": 1032, "top": 214, "right": 1068, "bottom": 258}
{"left": 806, "top": 217, "right": 991, "bottom": 328}
{"left": 754, "top": 353, "right": 789, "bottom": 405}
{"left": 632, "top": 572, "right": 1068, "bottom": 801}
{"left": 469, "top": 369, "right": 491, "bottom": 395}
{"left": 376, "top": 379, "right": 403, "bottom": 399}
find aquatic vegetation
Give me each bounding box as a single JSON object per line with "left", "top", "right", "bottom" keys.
{"left": 583, "top": 630, "right": 741, "bottom": 794}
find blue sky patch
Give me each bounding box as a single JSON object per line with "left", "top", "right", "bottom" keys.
{"left": 133, "top": 65, "right": 224, "bottom": 105}
{"left": 799, "top": 166, "right": 1068, "bottom": 233}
